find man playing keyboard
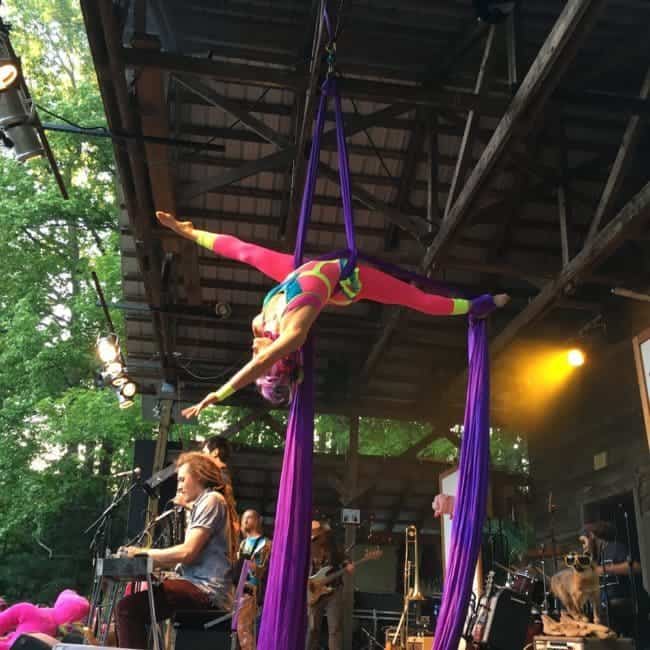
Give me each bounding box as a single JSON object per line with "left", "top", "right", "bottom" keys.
{"left": 115, "top": 452, "right": 238, "bottom": 648}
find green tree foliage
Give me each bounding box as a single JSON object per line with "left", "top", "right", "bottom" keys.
{"left": 0, "top": 0, "right": 531, "bottom": 603}
{"left": 0, "top": 0, "right": 149, "bottom": 601}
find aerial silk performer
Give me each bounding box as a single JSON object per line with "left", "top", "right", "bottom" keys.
{"left": 156, "top": 11, "right": 502, "bottom": 649}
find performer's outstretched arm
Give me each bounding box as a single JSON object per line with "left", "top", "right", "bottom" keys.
{"left": 156, "top": 211, "right": 294, "bottom": 282}
{"left": 181, "top": 315, "right": 317, "bottom": 419}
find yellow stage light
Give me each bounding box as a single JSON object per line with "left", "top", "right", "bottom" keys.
{"left": 567, "top": 348, "right": 585, "bottom": 367}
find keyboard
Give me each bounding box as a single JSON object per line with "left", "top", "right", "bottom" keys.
{"left": 96, "top": 555, "right": 154, "bottom": 580}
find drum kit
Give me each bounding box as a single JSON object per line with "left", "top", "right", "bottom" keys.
{"left": 464, "top": 561, "right": 556, "bottom": 649}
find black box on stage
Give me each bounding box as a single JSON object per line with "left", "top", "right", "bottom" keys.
{"left": 12, "top": 636, "right": 56, "bottom": 650}
{"left": 482, "top": 588, "right": 529, "bottom": 650}
{"left": 533, "top": 636, "right": 636, "bottom": 650}
{"left": 173, "top": 610, "right": 231, "bottom": 650}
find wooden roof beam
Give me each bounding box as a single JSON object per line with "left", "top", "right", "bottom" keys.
{"left": 134, "top": 40, "right": 202, "bottom": 307}
{"left": 359, "top": 0, "right": 607, "bottom": 382}
{"left": 586, "top": 64, "right": 650, "bottom": 243}
{"left": 423, "top": 0, "right": 607, "bottom": 273}
{"left": 82, "top": 0, "right": 173, "bottom": 383}
{"left": 491, "top": 178, "right": 650, "bottom": 357}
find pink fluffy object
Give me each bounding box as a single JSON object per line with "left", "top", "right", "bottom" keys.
{"left": 432, "top": 493, "right": 455, "bottom": 519}
{"left": 0, "top": 590, "right": 89, "bottom": 650}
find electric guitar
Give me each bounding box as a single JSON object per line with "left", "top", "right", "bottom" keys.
{"left": 308, "top": 548, "right": 383, "bottom": 606}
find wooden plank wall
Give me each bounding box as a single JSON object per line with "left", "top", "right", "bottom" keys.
{"left": 528, "top": 337, "right": 650, "bottom": 589}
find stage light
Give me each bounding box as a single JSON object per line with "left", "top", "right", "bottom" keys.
{"left": 106, "top": 361, "right": 123, "bottom": 376}
{"left": 0, "top": 31, "right": 19, "bottom": 92}
{"left": 97, "top": 334, "right": 120, "bottom": 363}
{"left": 5, "top": 122, "right": 43, "bottom": 162}
{"left": 567, "top": 348, "right": 585, "bottom": 367}
{"left": 0, "top": 63, "right": 17, "bottom": 91}
{"left": 0, "top": 87, "right": 30, "bottom": 128}
{"left": 121, "top": 380, "right": 137, "bottom": 399}
{"left": 117, "top": 392, "right": 135, "bottom": 409}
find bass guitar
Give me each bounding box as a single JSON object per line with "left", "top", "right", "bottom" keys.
{"left": 308, "top": 548, "right": 382, "bottom": 606}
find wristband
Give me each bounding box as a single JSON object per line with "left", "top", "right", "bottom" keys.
{"left": 196, "top": 230, "right": 218, "bottom": 251}
{"left": 214, "top": 382, "right": 235, "bottom": 402}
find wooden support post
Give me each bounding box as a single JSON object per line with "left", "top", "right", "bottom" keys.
{"left": 146, "top": 399, "right": 173, "bottom": 524}
{"left": 342, "top": 415, "right": 359, "bottom": 650}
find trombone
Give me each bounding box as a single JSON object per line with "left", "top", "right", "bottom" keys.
{"left": 392, "top": 525, "right": 426, "bottom": 647}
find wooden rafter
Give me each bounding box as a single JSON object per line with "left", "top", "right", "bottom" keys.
{"left": 586, "top": 64, "right": 650, "bottom": 243}
{"left": 360, "top": 0, "right": 607, "bottom": 385}
{"left": 490, "top": 178, "right": 650, "bottom": 357}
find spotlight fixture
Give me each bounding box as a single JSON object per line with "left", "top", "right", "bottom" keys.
{"left": 5, "top": 121, "right": 43, "bottom": 162}
{"left": 121, "top": 380, "right": 137, "bottom": 399}
{"left": 567, "top": 348, "right": 585, "bottom": 368}
{"left": 117, "top": 391, "right": 135, "bottom": 410}
{"left": 105, "top": 361, "right": 123, "bottom": 376}
{"left": 215, "top": 302, "right": 232, "bottom": 319}
{"left": 0, "top": 31, "right": 18, "bottom": 92}
{"left": 97, "top": 333, "right": 120, "bottom": 363}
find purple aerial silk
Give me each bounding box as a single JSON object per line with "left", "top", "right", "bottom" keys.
{"left": 257, "top": 337, "right": 315, "bottom": 650}
{"left": 433, "top": 314, "right": 491, "bottom": 650}
{"left": 259, "top": 8, "right": 492, "bottom": 647}
{"left": 258, "top": 45, "right": 357, "bottom": 650}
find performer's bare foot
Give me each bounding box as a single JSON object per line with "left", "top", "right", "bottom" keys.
{"left": 155, "top": 210, "right": 195, "bottom": 236}
{"left": 494, "top": 293, "right": 510, "bottom": 308}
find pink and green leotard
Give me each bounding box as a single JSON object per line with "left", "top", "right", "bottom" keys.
{"left": 195, "top": 231, "right": 470, "bottom": 321}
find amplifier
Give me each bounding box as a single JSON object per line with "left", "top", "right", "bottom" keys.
{"left": 481, "top": 588, "right": 529, "bottom": 650}
{"left": 534, "top": 637, "right": 636, "bottom": 650}
{"left": 407, "top": 635, "right": 434, "bottom": 650}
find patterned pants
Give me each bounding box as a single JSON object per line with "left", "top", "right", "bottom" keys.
{"left": 236, "top": 593, "right": 258, "bottom": 650}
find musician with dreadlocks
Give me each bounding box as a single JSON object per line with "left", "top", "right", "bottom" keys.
{"left": 155, "top": 211, "right": 509, "bottom": 414}
{"left": 115, "top": 452, "right": 238, "bottom": 648}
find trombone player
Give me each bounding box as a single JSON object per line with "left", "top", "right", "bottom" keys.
{"left": 307, "top": 521, "right": 355, "bottom": 650}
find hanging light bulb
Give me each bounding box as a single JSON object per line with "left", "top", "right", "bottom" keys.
{"left": 97, "top": 334, "right": 120, "bottom": 363}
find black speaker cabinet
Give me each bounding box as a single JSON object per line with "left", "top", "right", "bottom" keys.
{"left": 482, "top": 588, "right": 530, "bottom": 650}
{"left": 12, "top": 636, "right": 56, "bottom": 650}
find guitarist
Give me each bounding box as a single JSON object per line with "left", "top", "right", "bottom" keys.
{"left": 236, "top": 510, "right": 271, "bottom": 650}
{"left": 307, "top": 521, "right": 354, "bottom": 650}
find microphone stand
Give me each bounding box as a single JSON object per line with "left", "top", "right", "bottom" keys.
{"left": 621, "top": 507, "right": 640, "bottom": 642}
{"left": 84, "top": 477, "right": 142, "bottom": 632}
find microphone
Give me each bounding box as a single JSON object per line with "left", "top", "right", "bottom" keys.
{"left": 111, "top": 467, "right": 142, "bottom": 479}
{"left": 154, "top": 508, "right": 177, "bottom": 524}
{"left": 139, "top": 481, "right": 159, "bottom": 500}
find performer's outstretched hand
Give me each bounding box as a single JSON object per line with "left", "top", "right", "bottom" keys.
{"left": 181, "top": 392, "right": 220, "bottom": 419}
{"left": 155, "top": 210, "right": 195, "bottom": 238}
